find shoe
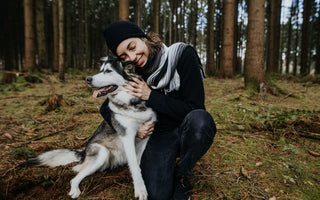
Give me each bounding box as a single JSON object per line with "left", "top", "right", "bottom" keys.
{"left": 173, "top": 175, "right": 192, "bottom": 200}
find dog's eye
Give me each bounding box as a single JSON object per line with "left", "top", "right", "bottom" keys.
{"left": 104, "top": 69, "right": 112, "bottom": 73}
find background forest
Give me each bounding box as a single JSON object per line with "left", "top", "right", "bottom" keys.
{"left": 1, "top": 0, "right": 320, "bottom": 200}
{"left": 1, "top": 0, "right": 320, "bottom": 83}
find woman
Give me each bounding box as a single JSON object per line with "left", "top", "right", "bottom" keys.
{"left": 101, "top": 21, "right": 217, "bottom": 200}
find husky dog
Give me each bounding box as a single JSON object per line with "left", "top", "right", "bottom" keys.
{"left": 24, "top": 57, "right": 156, "bottom": 199}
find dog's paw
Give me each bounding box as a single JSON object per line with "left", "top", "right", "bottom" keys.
{"left": 68, "top": 186, "right": 81, "bottom": 199}
{"left": 134, "top": 184, "right": 148, "bottom": 200}
{"left": 72, "top": 164, "right": 81, "bottom": 172}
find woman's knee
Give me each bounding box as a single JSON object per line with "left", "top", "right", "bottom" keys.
{"left": 182, "top": 109, "right": 217, "bottom": 138}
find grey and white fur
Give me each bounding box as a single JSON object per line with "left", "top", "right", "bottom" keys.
{"left": 23, "top": 57, "right": 156, "bottom": 199}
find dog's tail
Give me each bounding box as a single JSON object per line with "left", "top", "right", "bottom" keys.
{"left": 22, "top": 149, "right": 84, "bottom": 168}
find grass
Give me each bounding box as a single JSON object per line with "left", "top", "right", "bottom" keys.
{"left": 0, "top": 72, "right": 319, "bottom": 199}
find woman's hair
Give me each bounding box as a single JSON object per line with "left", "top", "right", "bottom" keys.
{"left": 142, "top": 32, "right": 163, "bottom": 58}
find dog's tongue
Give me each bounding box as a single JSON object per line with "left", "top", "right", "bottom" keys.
{"left": 92, "top": 90, "right": 100, "bottom": 98}
{"left": 92, "top": 87, "right": 107, "bottom": 98}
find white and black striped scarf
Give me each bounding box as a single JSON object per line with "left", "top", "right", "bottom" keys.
{"left": 146, "top": 43, "right": 204, "bottom": 94}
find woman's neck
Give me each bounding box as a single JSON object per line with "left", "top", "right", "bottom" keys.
{"left": 136, "top": 47, "right": 163, "bottom": 80}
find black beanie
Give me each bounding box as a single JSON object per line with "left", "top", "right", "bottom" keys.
{"left": 103, "top": 21, "right": 147, "bottom": 56}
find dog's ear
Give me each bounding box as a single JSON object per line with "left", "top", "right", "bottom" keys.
{"left": 123, "top": 62, "right": 135, "bottom": 74}
{"left": 122, "top": 62, "right": 136, "bottom": 81}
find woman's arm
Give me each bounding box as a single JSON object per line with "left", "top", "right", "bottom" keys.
{"left": 124, "top": 46, "right": 205, "bottom": 123}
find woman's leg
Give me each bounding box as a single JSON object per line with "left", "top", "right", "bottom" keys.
{"left": 176, "top": 109, "right": 217, "bottom": 177}
{"left": 140, "top": 129, "right": 180, "bottom": 200}
{"left": 173, "top": 109, "right": 216, "bottom": 199}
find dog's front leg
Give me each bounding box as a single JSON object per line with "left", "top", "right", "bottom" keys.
{"left": 121, "top": 133, "right": 148, "bottom": 200}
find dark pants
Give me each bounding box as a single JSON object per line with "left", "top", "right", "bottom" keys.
{"left": 140, "top": 109, "right": 217, "bottom": 200}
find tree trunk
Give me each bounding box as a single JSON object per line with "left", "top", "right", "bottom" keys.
{"left": 35, "top": 0, "right": 47, "bottom": 68}
{"left": 215, "top": 0, "right": 222, "bottom": 71}
{"left": 169, "top": 5, "right": 173, "bottom": 44}
{"left": 220, "top": 0, "right": 235, "bottom": 78}
{"left": 119, "top": 0, "right": 129, "bottom": 21}
{"left": 170, "top": 0, "right": 178, "bottom": 43}
{"left": 234, "top": 0, "right": 240, "bottom": 74}
{"left": 84, "top": 0, "right": 89, "bottom": 69}
{"left": 206, "top": 0, "right": 215, "bottom": 76}
{"left": 58, "top": 0, "right": 65, "bottom": 81}
{"left": 300, "top": 0, "right": 311, "bottom": 76}
{"left": 293, "top": 0, "right": 299, "bottom": 75}
{"left": 77, "top": 0, "right": 86, "bottom": 69}
{"left": 52, "top": 0, "right": 59, "bottom": 72}
{"left": 192, "top": 0, "right": 198, "bottom": 47}
{"left": 244, "top": 0, "right": 265, "bottom": 91}
{"left": 65, "top": 0, "right": 72, "bottom": 69}
{"left": 179, "top": 1, "right": 186, "bottom": 43}
{"left": 285, "top": 1, "right": 294, "bottom": 74}
{"left": 316, "top": 2, "right": 320, "bottom": 75}
{"left": 3, "top": 1, "right": 14, "bottom": 71}
{"left": 153, "top": 0, "right": 160, "bottom": 33}
{"left": 23, "top": 0, "right": 36, "bottom": 72}
{"left": 134, "top": 0, "right": 141, "bottom": 27}
{"left": 266, "top": 0, "right": 281, "bottom": 74}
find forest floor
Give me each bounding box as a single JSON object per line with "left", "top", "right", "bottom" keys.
{"left": 0, "top": 70, "right": 319, "bottom": 200}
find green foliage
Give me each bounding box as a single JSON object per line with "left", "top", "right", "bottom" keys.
{"left": 7, "top": 147, "right": 35, "bottom": 159}
{"left": 0, "top": 82, "right": 24, "bottom": 92}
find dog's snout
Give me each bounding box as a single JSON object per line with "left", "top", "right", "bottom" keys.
{"left": 86, "top": 76, "right": 93, "bottom": 84}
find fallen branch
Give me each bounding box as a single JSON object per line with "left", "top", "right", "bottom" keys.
{"left": 30, "top": 124, "right": 77, "bottom": 142}
{"left": 0, "top": 94, "right": 49, "bottom": 100}
{"left": 308, "top": 150, "right": 320, "bottom": 157}
{"left": 297, "top": 131, "right": 320, "bottom": 140}
{"left": 7, "top": 124, "right": 77, "bottom": 148}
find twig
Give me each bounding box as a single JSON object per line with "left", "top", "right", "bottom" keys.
{"left": 5, "top": 124, "right": 77, "bottom": 149}
{"left": 0, "top": 94, "right": 49, "bottom": 100}
{"left": 28, "top": 124, "right": 76, "bottom": 142}
{"left": 280, "top": 92, "right": 295, "bottom": 101}
{"left": 1, "top": 163, "right": 23, "bottom": 177}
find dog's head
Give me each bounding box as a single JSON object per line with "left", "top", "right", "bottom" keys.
{"left": 86, "top": 56, "right": 139, "bottom": 98}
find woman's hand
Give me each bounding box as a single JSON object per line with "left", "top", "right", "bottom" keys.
{"left": 136, "top": 118, "right": 155, "bottom": 139}
{"left": 124, "top": 77, "right": 151, "bottom": 100}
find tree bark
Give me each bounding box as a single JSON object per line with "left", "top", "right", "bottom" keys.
{"left": 285, "top": 1, "right": 294, "bottom": 74}
{"left": 119, "top": 0, "right": 129, "bottom": 21}
{"left": 234, "top": 0, "right": 240, "bottom": 74}
{"left": 192, "top": 0, "right": 198, "bottom": 47}
{"left": 206, "top": 0, "right": 215, "bottom": 76}
{"left": 293, "top": 0, "right": 299, "bottom": 75}
{"left": 220, "top": 0, "right": 235, "bottom": 78}
{"left": 215, "top": 0, "right": 222, "bottom": 71}
{"left": 300, "top": 0, "right": 311, "bottom": 76}
{"left": 65, "top": 0, "right": 72, "bottom": 69}
{"left": 315, "top": 1, "right": 320, "bottom": 74}
{"left": 3, "top": 1, "right": 15, "bottom": 70}
{"left": 52, "top": 0, "right": 59, "bottom": 72}
{"left": 35, "top": 0, "right": 47, "bottom": 68}
{"left": 153, "top": 0, "right": 160, "bottom": 34}
{"left": 23, "top": 0, "right": 36, "bottom": 72}
{"left": 266, "top": 0, "right": 282, "bottom": 74}
{"left": 244, "top": 0, "right": 266, "bottom": 91}
{"left": 84, "top": 0, "right": 89, "bottom": 69}
{"left": 134, "top": 0, "right": 141, "bottom": 27}
{"left": 58, "top": 0, "right": 65, "bottom": 80}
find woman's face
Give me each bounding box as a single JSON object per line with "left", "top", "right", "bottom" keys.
{"left": 116, "top": 37, "right": 149, "bottom": 67}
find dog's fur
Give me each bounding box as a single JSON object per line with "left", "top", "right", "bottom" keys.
{"left": 23, "top": 57, "right": 156, "bottom": 199}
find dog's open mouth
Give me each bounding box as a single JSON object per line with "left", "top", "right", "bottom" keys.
{"left": 92, "top": 85, "right": 118, "bottom": 98}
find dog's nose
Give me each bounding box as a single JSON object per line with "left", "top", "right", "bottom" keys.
{"left": 86, "top": 76, "right": 92, "bottom": 84}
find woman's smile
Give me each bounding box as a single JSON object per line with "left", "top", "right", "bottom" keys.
{"left": 116, "top": 37, "right": 149, "bottom": 67}
{"left": 135, "top": 55, "right": 144, "bottom": 66}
